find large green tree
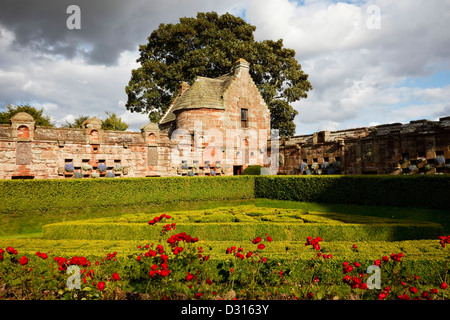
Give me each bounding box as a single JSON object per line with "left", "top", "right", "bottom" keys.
{"left": 0, "top": 104, "right": 54, "bottom": 127}
{"left": 125, "top": 11, "right": 312, "bottom": 137}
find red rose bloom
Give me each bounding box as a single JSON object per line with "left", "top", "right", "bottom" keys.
{"left": 19, "top": 256, "right": 28, "bottom": 265}
{"left": 257, "top": 243, "right": 265, "bottom": 250}
{"left": 112, "top": 273, "right": 120, "bottom": 281}
{"left": 409, "top": 287, "right": 418, "bottom": 294}
{"left": 97, "top": 282, "right": 105, "bottom": 291}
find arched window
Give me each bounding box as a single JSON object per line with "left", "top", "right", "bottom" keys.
{"left": 17, "top": 125, "right": 30, "bottom": 139}
{"left": 148, "top": 133, "right": 156, "bottom": 144}
{"left": 90, "top": 130, "right": 99, "bottom": 141}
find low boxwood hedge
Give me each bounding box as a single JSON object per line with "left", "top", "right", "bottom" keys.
{"left": 42, "top": 221, "right": 442, "bottom": 242}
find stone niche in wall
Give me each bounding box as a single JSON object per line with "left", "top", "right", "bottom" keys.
{"left": 141, "top": 122, "right": 160, "bottom": 167}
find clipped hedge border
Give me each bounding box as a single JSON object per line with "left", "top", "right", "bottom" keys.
{"left": 42, "top": 221, "right": 443, "bottom": 242}
{"left": 1, "top": 175, "right": 449, "bottom": 215}
{"left": 0, "top": 176, "right": 255, "bottom": 214}
{"left": 255, "top": 175, "right": 450, "bottom": 210}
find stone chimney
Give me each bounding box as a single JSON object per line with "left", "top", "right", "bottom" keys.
{"left": 233, "top": 58, "right": 250, "bottom": 76}
{"left": 178, "top": 81, "right": 190, "bottom": 95}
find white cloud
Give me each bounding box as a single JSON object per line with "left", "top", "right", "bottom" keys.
{"left": 1, "top": 0, "right": 449, "bottom": 137}
{"left": 246, "top": 0, "right": 450, "bottom": 134}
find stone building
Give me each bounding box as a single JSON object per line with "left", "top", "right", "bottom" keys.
{"left": 277, "top": 116, "right": 450, "bottom": 176}
{"left": 1, "top": 57, "right": 449, "bottom": 180}
{"left": 0, "top": 59, "right": 272, "bottom": 179}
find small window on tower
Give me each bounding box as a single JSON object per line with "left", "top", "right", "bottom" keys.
{"left": 241, "top": 108, "right": 248, "bottom": 128}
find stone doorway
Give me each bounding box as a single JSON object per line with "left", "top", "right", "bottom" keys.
{"left": 233, "top": 165, "right": 243, "bottom": 175}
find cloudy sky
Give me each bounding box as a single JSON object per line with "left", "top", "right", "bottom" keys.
{"left": 0, "top": 0, "right": 449, "bottom": 135}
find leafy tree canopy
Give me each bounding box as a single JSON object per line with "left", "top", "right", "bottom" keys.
{"left": 0, "top": 104, "right": 54, "bottom": 127}
{"left": 63, "top": 112, "right": 129, "bottom": 131}
{"left": 62, "top": 115, "right": 89, "bottom": 128}
{"left": 125, "top": 11, "right": 312, "bottom": 137}
{"left": 101, "top": 111, "right": 129, "bottom": 131}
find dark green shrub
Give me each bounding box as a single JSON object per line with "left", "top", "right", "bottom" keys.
{"left": 242, "top": 165, "right": 263, "bottom": 175}
{"left": 255, "top": 175, "right": 450, "bottom": 210}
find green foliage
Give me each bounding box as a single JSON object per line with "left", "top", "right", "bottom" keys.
{"left": 62, "top": 115, "right": 89, "bottom": 128}
{"left": 101, "top": 111, "right": 129, "bottom": 131}
{"left": 0, "top": 176, "right": 255, "bottom": 215}
{"left": 42, "top": 220, "right": 442, "bottom": 242}
{"left": 242, "top": 165, "right": 263, "bottom": 175}
{"left": 0, "top": 104, "right": 54, "bottom": 127}
{"left": 254, "top": 175, "right": 450, "bottom": 210}
{"left": 125, "top": 11, "right": 312, "bottom": 136}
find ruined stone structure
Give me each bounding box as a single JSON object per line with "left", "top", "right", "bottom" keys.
{"left": 0, "top": 59, "right": 272, "bottom": 179}
{"left": 277, "top": 117, "right": 450, "bottom": 176}
{"left": 1, "top": 58, "right": 449, "bottom": 180}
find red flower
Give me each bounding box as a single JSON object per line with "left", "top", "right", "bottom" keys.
{"left": 252, "top": 236, "right": 262, "bottom": 244}
{"left": 390, "top": 252, "right": 404, "bottom": 262}
{"left": 430, "top": 288, "right": 438, "bottom": 294}
{"left": 409, "top": 287, "right": 418, "bottom": 294}
{"left": 195, "top": 293, "right": 203, "bottom": 299}
{"left": 112, "top": 273, "right": 120, "bottom": 281}
{"left": 186, "top": 272, "right": 194, "bottom": 281}
{"left": 306, "top": 292, "right": 313, "bottom": 299}
{"left": 19, "top": 256, "right": 28, "bottom": 265}
{"left": 343, "top": 265, "right": 353, "bottom": 274}
{"left": 160, "top": 270, "right": 171, "bottom": 277}
{"left": 378, "top": 292, "right": 387, "bottom": 300}
{"left": 398, "top": 293, "right": 410, "bottom": 300}
{"left": 439, "top": 235, "right": 450, "bottom": 247}
{"left": 257, "top": 243, "right": 265, "bottom": 250}
{"left": 206, "top": 279, "right": 213, "bottom": 285}
{"left": 353, "top": 262, "right": 360, "bottom": 267}
{"left": 440, "top": 282, "right": 447, "bottom": 289}
{"left": 305, "top": 236, "right": 322, "bottom": 250}
{"left": 97, "top": 282, "right": 105, "bottom": 291}
{"left": 267, "top": 236, "right": 272, "bottom": 242}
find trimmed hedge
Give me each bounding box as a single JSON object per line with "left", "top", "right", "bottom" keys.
{"left": 42, "top": 221, "right": 442, "bottom": 242}
{"left": 0, "top": 176, "right": 255, "bottom": 214}
{"left": 1, "top": 175, "right": 449, "bottom": 216}
{"left": 255, "top": 175, "right": 450, "bottom": 210}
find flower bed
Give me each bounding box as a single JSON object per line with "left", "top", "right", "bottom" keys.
{"left": 0, "top": 213, "right": 449, "bottom": 300}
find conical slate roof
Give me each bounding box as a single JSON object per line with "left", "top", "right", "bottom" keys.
{"left": 159, "top": 73, "right": 234, "bottom": 125}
